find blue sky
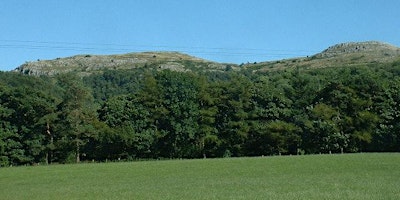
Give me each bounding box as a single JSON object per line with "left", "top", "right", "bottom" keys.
{"left": 1, "top": 0, "right": 399, "bottom": 71}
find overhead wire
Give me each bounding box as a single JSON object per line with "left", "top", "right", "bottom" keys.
{"left": 0, "top": 39, "right": 317, "bottom": 60}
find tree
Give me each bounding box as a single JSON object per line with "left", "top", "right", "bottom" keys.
{"left": 372, "top": 78, "right": 400, "bottom": 151}
{"left": 55, "top": 74, "right": 98, "bottom": 163}
{"left": 197, "top": 77, "right": 219, "bottom": 158}
{"left": 99, "top": 94, "right": 156, "bottom": 159}
{"left": 154, "top": 71, "right": 202, "bottom": 158}
{"left": 214, "top": 74, "right": 253, "bottom": 156}
{"left": 302, "top": 103, "right": 349, "bottom": 153}
{"left": 0, "top": 91, "right": 20, "bottom": 166}
{"left": 83, "top": 69, "right": 143, "bottom": 103}
{"left": 245, "top": 120, "right": 300, "bottom": 156}
{"left": 0, "top": 74, "right": 63, "bottom": 165}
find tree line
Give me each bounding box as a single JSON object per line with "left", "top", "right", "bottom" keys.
{"left": 1, "top": 61, "right": 400, "bottom": 166}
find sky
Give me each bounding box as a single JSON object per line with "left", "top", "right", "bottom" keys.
{"left": 1, "top": 0, "right": 400, "bottom": 71}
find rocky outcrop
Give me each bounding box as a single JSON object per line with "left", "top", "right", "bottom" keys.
{"left": 13, "top": 41, "right": 400, "bottom": 75}
{"left": 245, "top": 41, "right": 400, "bottom": 72}
{"left": 13, "top": 52, "right": 234, "bottom": 76}
{"left": 315, "top": 41, "right": 400, "bottom": 58}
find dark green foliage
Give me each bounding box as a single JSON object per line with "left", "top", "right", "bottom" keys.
{"left": 0, "top": 73, "right": 61, "bottom": 165}
{"left": 1, "top": 60, "right": 400, "bottom": 166}
{"left": 55, "top": 73, "right": 99, "bottom": 163}
{"left": 212, "top": 74, "right": 253, "bottom": 156}
{"left": 98, "top": 94, "right": 156, "bottom": 159}
{"left": 153, "top": 71, "right": 202, "bottom": 158}
{"left": 83, "top": 69, "right": 143, "bottom": 102}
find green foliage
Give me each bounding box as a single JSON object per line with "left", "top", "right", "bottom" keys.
{"left": 154, "top": 71, "right": 202, "bottom": 158}
{"left": 55, "top": 73, "right": 98, "bottom": 163}
{"left": 98, "top": 94, "right": 155, "bottom": 159}
{"left": 2, "top": 59, "right": 400, "bottom": 165}
{"left": 0, "top": 73, "right": 62, "bottom": 165}
{"left": 83, "top": 69, "right": 143, "bottom": 102}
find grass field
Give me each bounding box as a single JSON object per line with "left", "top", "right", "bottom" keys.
{"left": 0, "top": 153, "right": 399, "bottom": 199}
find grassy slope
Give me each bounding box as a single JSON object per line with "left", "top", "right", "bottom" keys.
{"left": 0, "top": 153, "right": 399, "bottom": 200}
{"left": 245, "top": 41, "right": 400, "bottom": 72}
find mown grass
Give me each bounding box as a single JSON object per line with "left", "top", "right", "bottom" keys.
{"left": 0, "top": 153, "right": 399, "bottom": 199}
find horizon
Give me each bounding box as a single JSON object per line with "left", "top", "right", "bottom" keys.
{"left": 1, "top": 0, "right": 400, "bottom": 71}
{"left": 9, "top": 39, "right": 400, "bottom": 64}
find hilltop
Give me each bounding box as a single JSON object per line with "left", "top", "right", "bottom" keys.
{"left": 14, "top": 51, "right": 237, "bottom": 76}
{"left": 244, "top": 41, "right": 400, "bottom": 72}
{"left": 13, "top": 41, "right": 400, "bottom": 75}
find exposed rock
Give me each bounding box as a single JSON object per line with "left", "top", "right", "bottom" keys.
{"left": 315, "top": 41, "right": 400, "bottom": 58}
{"left": 13, "top": 51, "right": 235, "bottom": 76}
{"left": 13, "top": 41, "right": 400, "bottom": 75}
{"left": 245, "top": 41, "right": 400, "bottom": 72}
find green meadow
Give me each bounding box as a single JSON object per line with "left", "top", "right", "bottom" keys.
{"left": 1, "top": 153, "right": 399, "bottom": 200}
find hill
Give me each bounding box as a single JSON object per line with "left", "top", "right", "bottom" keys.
{"left": 244, "top": 41, "right": 400, "bottom": 72}
{"left": 2, "top": 41, "right": 400, "bottom": 166}
{"left": 14, "top": 51, "right": 237, "bottom": 76}
{"left": 13, "top": 41, "right": 400, "bottom": 75}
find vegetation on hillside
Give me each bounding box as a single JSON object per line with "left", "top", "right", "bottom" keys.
{"left": 1, "top": 55, "right": 400, "bottom": 165}
{"left": 14, "top": 52, "right": 236, "bottom": 76}
{"left": 244, "top": 41, "right": 400, "bottom": 72}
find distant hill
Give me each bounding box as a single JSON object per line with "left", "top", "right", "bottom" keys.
{"left": 14, "top": 51, "right": 237, "bottom": 76}
{"left": 13, "top": 41, "right": 400, "bottom": 75}
{"left": 245, "top": 41, "right": 400, "bottom": 72}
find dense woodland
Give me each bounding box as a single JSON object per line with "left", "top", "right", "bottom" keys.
{"left": 1, "top": 60, "right": 400, "bottom": 166}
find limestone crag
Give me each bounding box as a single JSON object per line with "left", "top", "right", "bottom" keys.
{"left": 14, "top": 52, "right": 231, "bottom": 76}
{"left": 316, "top": 41, "right": 400, "bottom": 58}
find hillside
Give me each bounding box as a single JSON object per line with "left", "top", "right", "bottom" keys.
{"left": 14, "top": 51, "right": 237, "bottom": 76}
{"left": 13, "top": 41, "right": 400, "bottom": 76}
{"left": 2, "top": 41, "right": 400, "bottom": 166}
{"left": 244, "top": 41, "right": 400, "bottom": 72}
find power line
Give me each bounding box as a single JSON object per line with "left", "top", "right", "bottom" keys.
{"left": 0, "top": 39, "right": 316, "bottom": 52}
{"left": 0, "top": 39, "right": 317, "bottom": 59}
